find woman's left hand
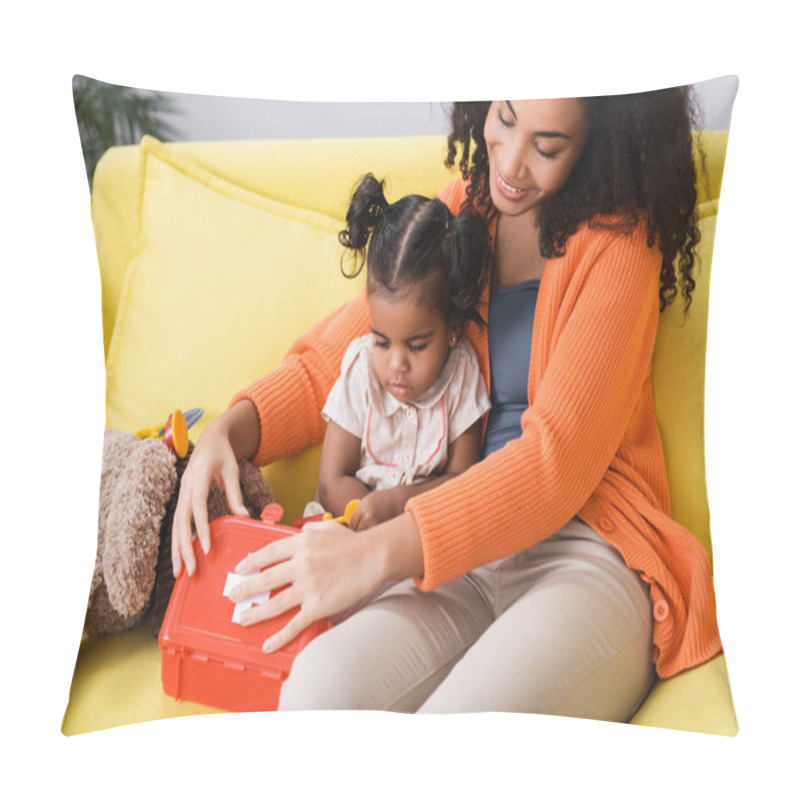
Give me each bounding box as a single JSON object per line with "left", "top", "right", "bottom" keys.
{"left": 229, "top": 519, "right": 387, "bottom": 653}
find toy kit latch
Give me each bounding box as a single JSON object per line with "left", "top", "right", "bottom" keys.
{"left": 260, "top": 503, "right": 285, "bottom": 524}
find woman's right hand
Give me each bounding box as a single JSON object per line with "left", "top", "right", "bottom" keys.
{"left": 171, "top": 401, "right": 260, "bottom": 577}
{"left": 231, "top": 511, "right": 425, "bottom": 652}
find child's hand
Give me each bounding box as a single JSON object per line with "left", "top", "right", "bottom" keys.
{"left": 348, "top": 489, "right": 402, "bottom": 531}
{"left": 171, "top": 420, "right": 250, "bottom": 578}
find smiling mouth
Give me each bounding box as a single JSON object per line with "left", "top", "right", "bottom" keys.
{"left": 496, "top": 170, "right": 529, "bottom": 199}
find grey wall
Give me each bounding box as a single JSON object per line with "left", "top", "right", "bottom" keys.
{"left": 165, "top": 97, "right": 451, "bottom": 141}
{"left": 160, "top": 75, "right": 738, "bottom": 142}
{"left": 693, "top": 74, "right": 738, "bottom": 129}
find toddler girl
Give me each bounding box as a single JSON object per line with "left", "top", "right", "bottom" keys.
{"left": 308, "top": 173, "right": 493, "bottom": 532}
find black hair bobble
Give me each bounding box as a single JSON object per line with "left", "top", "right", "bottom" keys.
{"left": 338, "top": 173, "right": 492, "bottom": 331}
{"left": 338, "top": 173, "right": 389, "bottom": 258}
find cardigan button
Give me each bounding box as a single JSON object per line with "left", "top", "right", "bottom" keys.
{"left": 598, "top": 516, "right": 615, "bottom": 533}
{"left": 653, "top": 600, "right": 670, "bottom": 622}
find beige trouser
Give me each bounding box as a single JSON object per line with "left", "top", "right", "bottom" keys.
{"left": 279, "top": 518, "right": 655, "bottom": 720}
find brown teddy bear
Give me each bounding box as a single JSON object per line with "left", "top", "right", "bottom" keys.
{"left": 85, "top": 428, "right": 274, "bottom": 637}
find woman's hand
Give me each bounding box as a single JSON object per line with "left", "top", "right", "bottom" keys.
{"left": 230, "top": 512, "right": 424, "bottom": 652}
{"left": 171, "top": 401, "right": 260, "bottom": 578}
{"left": 230, "top": 520, "right": 384, "bottom": 651}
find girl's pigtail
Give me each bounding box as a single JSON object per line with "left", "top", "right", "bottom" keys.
{"left": 445, "top": 211, "right": 493, "bottom": 329}
{"left": 339, "top": 173, "right": 389, "bottom": 278}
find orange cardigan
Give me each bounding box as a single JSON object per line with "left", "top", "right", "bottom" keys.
{"left": 233, "top": 180, "right": 722, "bottom": 679}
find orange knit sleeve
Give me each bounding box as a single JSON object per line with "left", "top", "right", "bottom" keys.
{"left": 230, "top": 292, "right": 370, "bottom": 466}
{"left": 437, "top": 179, "right": 467, "bottom": 212}
{"left": 407, "top": 222, "right": 662, "bottom": 589}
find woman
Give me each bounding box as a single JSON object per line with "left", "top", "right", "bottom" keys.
{"left": 172, "top": 88, "right": 722, "bottom": 719}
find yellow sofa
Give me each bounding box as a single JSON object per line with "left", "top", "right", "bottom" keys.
{"left": 62, "top": 131, "right": 737, "bottom": 736}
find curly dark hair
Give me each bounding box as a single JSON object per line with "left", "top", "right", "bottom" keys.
{"left": 339, "top": 173, "right": 492, "bottom": 331}
{"left": 445, "top": 88, "right": 705, "bottom": 312}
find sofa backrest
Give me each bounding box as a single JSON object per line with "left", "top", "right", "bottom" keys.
{"left": 92, "top": 136, "right": 457, "bottom": 355}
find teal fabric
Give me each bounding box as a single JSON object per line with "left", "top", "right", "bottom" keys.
{"left": 481, "top": 279, "right": 540, "bottom": 458}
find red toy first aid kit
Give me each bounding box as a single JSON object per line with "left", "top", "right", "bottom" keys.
{"left": 159, "top": 503, "right": 330, "bottom": 712}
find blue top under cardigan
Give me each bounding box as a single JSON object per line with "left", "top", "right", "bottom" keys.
{"left": 481, "top": 279, "right": 540, "bottom": 459}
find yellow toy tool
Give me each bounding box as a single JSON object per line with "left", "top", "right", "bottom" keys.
{"left": 323, "top": 499, "right": 361, "bottom": 526}
{"left": 136, "top": 408, "right": 203, "bottom": 459}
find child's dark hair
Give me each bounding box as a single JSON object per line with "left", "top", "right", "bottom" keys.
{"left": 339, "top": 174, "right": 492, "bottom": 331}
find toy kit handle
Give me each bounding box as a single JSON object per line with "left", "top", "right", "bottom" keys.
{"left": 260, "top": 503, "right": 285, "bottom": 524}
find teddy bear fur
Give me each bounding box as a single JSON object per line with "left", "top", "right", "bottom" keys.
{"left": 85, "top": 429, "right": 273, "bottom": 637}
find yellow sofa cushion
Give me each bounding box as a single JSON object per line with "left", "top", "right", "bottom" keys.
{"left": 92, "top": 135, "right": 456, "bottom": 359}
{"left": 104, "top": 136, "right": 369, "bottom": 519}
{"left": 652, "top": 199, "right": 718, "bottom": 566}
{"left": 630, "top": 653, "right": 737, "bottom": 735}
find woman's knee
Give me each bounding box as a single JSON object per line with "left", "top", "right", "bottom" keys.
{"left": 279, "top": 627, "right": 371, "bottom": 710}
{"left": 279, "top": 580, "right": 487, "bottom": 711}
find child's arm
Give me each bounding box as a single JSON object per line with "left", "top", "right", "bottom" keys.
{"left": 317, "top": 420, "right": 371, "bottom": 517}
{"left": 348, "top": 419, "right": 483, "bottom": 531}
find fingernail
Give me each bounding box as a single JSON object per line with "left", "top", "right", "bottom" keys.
{"left": 262, "top": 638, "right": 274, "bottom": 653}
{"left": 202, "top": 540, "right": 209, "bottom": 554}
